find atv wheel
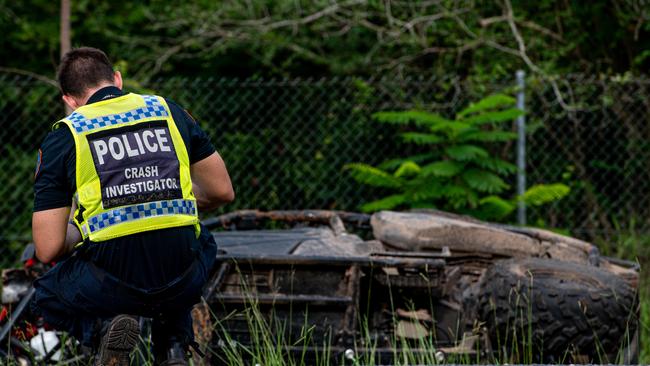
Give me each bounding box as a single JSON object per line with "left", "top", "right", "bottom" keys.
{"left": 479, "top": 258, "right": 638, "bottom": 364}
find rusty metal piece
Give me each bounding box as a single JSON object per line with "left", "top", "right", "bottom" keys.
{"left": 395, "top": 319, "right": 429, "bottom": 339}
{"left": 213, "top": 293, "right": 353, "bottom": 306}
{"left": 437, "top": 333, "right": 480, "bottom": 355}
{"left": 329, "top": 215, "right": 346, "bottom": 236}
{"left": 395, "top": 308, "right": 432, "bottom": 322}
{"left": 341, "top": 265, "right": 360, "bottom": 334}
{"left": 191, "top": 301, "right": 212, "bottom": 365}
{"left": 217, "top": 253, "right": 446, "bottom": 269}
{"left": 370, "top": 250, "right": 450, "bottom": 259}
{"left": 202, "top": 209, "right": 370, "bottom": 230}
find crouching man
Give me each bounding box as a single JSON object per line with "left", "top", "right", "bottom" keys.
{"left": 32, "top": 47, "right": 234, "bottom": 365}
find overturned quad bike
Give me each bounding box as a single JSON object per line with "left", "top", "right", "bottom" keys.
{"left": 0, "top": 210, "right": 639, "bottom": 365}
{"left": 200, "top": 209, "right": 640, "bottom": 365}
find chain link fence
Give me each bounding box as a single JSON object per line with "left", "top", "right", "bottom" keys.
{"left": 1, "top": 73, "right": 649, "bottom": 267}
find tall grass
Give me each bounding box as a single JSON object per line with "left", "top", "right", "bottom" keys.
{"left": 4, "top": 231, "right": 647, "bottom": 365}
{"left": 593, "top": 220, "right": 650, "bottom": 364}
{"left": 206, "top": 259, "right": 639, "bottom": 366}
{"left": 210, "top": 301, "right": 333, "bottom": 366}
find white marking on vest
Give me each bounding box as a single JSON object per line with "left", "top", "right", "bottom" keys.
{"left": 133, "top": 133, "right": 145, "bottom": 154}
{"left": 123, "top": 135, "right": 139, "bottom": 157}
{"left": 93, "top": 140, "right": 109, "bottom": 165}
{"left": 142, "top": 130, "right": 158, "bottom": 152}
{"left": 92, "top": 129, "right": 173, "bottom": 165}
{"left": 124, "top": 166, "right": 159, "bottom": 179}
{"left": 104, "top": 177, "right": 179, "bottom": 198}
{"left": 155, "top": 129, "right": 172, "bottom": 152}
{"left": 108, "top": 137, "right": 125, "bottom": 160}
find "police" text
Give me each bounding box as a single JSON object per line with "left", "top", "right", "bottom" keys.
{"left": 92, "top": 128, "right": 172, "bottom": 165}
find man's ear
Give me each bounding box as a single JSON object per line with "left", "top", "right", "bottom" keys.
{"left": 62, "top": 94, "right": 79, "bottom": 111}
{"left": 114, "top": 71, "right": 123, "bottom": 90}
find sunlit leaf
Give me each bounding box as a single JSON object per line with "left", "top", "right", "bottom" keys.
{"left": 360, "top": 194, "right": 407, "bottom": 212}
{"left": 458, "top": 94, "right": 516, "bottom": 117}
{"left": 394, "top": 161, "right": 421, "bottom": 177}
{"left": 379, "top": 153, "right": 437, "bottom": 170}
{"left": 344, "top": 163, "right": 404, "bottom": 188}
{"left": 373, "top": 110, "right": 452, "bottom": 128}
{"left": 520, "top": 183, "right": 570, "bottom": 206}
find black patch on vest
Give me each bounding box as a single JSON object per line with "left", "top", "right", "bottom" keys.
{"left": 86, "top": 120, "right": 182, "bottom": 209}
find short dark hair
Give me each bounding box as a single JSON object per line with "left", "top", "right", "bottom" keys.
{"left": 57, "top": 47, "right": 115, "bottom": 97}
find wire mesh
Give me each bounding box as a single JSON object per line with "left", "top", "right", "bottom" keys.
{"left": 1, "top": 73, "right": 648, "bottom": 267}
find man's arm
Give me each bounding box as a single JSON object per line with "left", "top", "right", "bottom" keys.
{"left": 33, "top": 127, "right": 79, "bottom": 263}
{"left": 32, "top": 206, "right": 81, "bottom": 263}
{"left": 191, "top": 152, "right": 234, "bottom": 210}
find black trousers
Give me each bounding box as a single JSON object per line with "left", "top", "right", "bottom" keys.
{"left": 31, "top": 230, "right": 217, "bottom": 349}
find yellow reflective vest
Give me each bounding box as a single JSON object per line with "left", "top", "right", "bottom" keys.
{"left": 54, "top": 93, "right": 199, "bottom": 243}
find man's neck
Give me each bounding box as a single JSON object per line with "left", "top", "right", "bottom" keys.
{"left": 79, "top": 82, "right": 118, "bottom": 106}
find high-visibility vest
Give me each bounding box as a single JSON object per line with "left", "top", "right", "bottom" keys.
{"left": 54, "top": 93, "right": 199, "bottom": 243}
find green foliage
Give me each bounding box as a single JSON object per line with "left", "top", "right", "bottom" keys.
{"left": 458, "top": 94, "right": 519, "bottom": 118}
{"left": 347, "top": 93, "right": 569, "bottom": 221}
{"left": 521, "top": 184, "right": 571, "bottom": 206}
{"left": 4, "top": 1, "right": 647, "bottom": 81}
{"left": 344, "top": 163, "right": 404, "bottom": 188}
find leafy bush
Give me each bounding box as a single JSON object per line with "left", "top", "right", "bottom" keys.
{"left": 346, "top": 94, "right": 569, "bottom": 221}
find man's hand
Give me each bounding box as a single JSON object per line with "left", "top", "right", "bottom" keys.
{"left": 32, "top": 207, "right": 81, "bottom": 263}
{"left": 191, "top": 152, "right": 234, "bottom": 210}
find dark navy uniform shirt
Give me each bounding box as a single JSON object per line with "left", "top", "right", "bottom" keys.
{"left": 33, "top": 86, "right": 216, "bottom": 288}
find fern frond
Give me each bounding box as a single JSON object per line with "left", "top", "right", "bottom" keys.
{"left": 429, "top": 121, "right": 472, "bottom": 133}
{"left": 404, "top": 181, "right": 444, "bottom": 202}
{"left": 520, "top": 183, "right": 570, "bottom": 206}
{"left": 462, "top": 108, "right": 524, "bottom": 125}
{"left": 420, "top": 160, "right": 464, "bottom": 177}
{"left": 462, "top": 169, "right": 509, "bottom": 193}
{"left": 458, "top": 130, "right": 517, "bottom": 143}
{"left": 360, "top": 194, "right": 407, "bottom": 212}
{"left": 378, "top": 153, "right": 438, "bottom": 170}
{"left": 344, "top": 163, "right": 404, "bottom": 188}
{"left": 445, "top": 145, "right": 489, "bottom": 161}
{"left": 457, "top": 94, "right": 516, "bottom": 117}
{"left": 400, "top": 132, "right": 443, "bottom": 145}
{"left": 394, "top": 161, "right": 421, "bottom": 177}
{"left": 474, "top": 157, "right": 517, "bottom": 175}
{"left": 373, "top": 110, "right": 452, "bottom": 128}
{"left": 442, "top": 184, "right": 479, "bottom": 208}
{"left": 475, "top": 196, "right": 516, "bottom": 220}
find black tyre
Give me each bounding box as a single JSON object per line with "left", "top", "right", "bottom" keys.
{"left": 479, "top": 258, "right": 638, "bottom": 363}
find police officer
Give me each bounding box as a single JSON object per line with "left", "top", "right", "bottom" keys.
{"left": 32, "top": 47, "right": 234, "bottom": 365}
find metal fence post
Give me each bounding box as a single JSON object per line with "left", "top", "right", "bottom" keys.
{"left": 516, "top": 70, "right": 526, "bottom": 225}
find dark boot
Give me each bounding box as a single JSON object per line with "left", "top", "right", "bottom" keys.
{"left": 157, "top": 341, "right": 188, "bottom": 366}
{"left": 95, "top": 314, "right": 140, "bottom": 366}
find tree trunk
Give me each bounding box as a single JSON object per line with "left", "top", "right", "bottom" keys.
{"left": 60, "top": 0, "right": 71, "bottom": 114}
